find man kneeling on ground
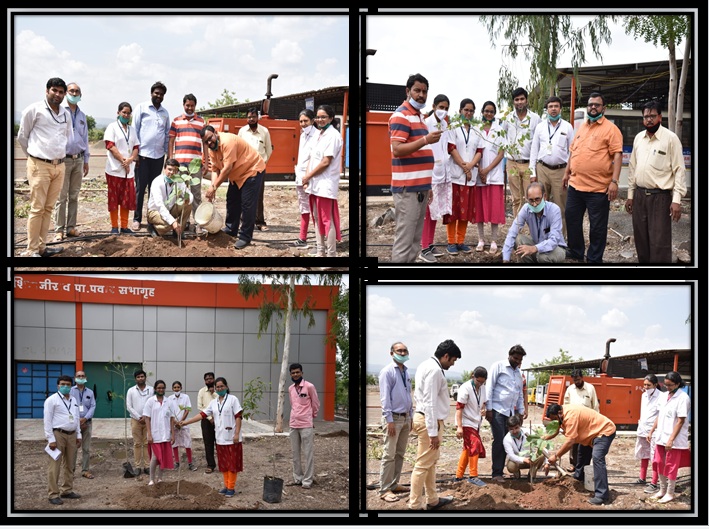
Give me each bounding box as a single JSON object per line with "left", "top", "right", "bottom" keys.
{"left": 147, "top": 158, "right": 193, "bottom": 237}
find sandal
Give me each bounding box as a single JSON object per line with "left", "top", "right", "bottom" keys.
{"left": 82, "top": 471, "right": 94, "bottom": 479}
{"left": 204, "top": 468, "right": 214, "bottom": 474}
{"left": 380, "top": 493, "right": 399, "bottom": 503}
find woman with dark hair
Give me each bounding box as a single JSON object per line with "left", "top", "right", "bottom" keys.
{"left": 474, "top": 100, "right": 507, "bottom": 255}
{"left": 302, "top": 104, "right": 343, "bottom": 257}
{"left": 293, "top": 108, "right": 317, "bottom": 248}
{"left": 179, "top": 376, "right": 243, "bottom": 498}
{"left": 635, "top": 374, "right": 662, "bottom": 492}
{"left": 647, "top": 371, "right": 691, "bottom": 503}
{"left": 103, "top": 101, "right": 139, "bottom": 235}
{"left": 142, "top": 380, "right": 175, "bottom": 486}
{"left": 454, "top": 366, "right": 487, "bottom": 486}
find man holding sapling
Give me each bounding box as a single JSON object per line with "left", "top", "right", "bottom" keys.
{"left": 146, "top": 158, "right": 193, "bottom": 238}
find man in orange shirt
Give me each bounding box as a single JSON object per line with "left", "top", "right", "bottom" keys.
{"left": 201, "top": 125, "right": 266, "bottom": 250}
{"left": 545, "top": 403, "right": 617, "bottom": 505}
{"left": 563, "top": 92, "right": 623, "bottom": 263}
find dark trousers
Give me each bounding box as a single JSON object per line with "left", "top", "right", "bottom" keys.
{"left": 134, "top": 155, "right": 165, "bottom": 223}
{"left": 490, "top": 410, "right": 510, "bottom": 478}
{"left": 565, "top": 185, "right": 610, "bottom": 263}
{"left": 255, "top": 169, "right": 266, "bottom": 226}
{"left": 632, "top": 190, "right": 673, "bottom": 263}
{"left": 569, "top": 443, "right": 580, "bottom": 469}
{"left": 574, "top": 433, "right": 615, "bottom": 502}
{"left": 224, "top": 172, "right": 262, "bottom": 244}
{"left": 200, "top": 418, "right": 216, "bottom": 469}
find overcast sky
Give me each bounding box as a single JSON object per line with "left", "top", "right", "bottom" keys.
{"left": 365, "top": 10, "right": 692, "bottom": 118}
{"left": 365, "top": 282, "right": 693, "bottom": 383}
{"left": 11, "top": 9, "right": 348, "bottom": 121}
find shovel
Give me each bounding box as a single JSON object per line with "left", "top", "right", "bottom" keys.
{"left": 541, "top": 448, "right": 568, "bottom": 478}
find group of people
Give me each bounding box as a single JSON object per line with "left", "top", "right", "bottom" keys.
{"left": 388, "top": 73, "right": 687, "bottom": 264}
{"left": 17, "top": 77, "right": 343, "bottom": 257}
{"left": 376, "top": 340, "right": 691, "bottom": 510}
{"left": 43, "top": 363, "right": 321, "bottom": 505}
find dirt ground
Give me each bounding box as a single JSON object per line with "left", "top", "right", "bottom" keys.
{"left": 12, "top": 139, "right": 349, "bottom": 259}
{"left": 363, "top": 388, "right": 692, "bottom": 512}
{"left": 364, "top": 193, "right": 692, "bottom": 264}
{"left": 13, "top": 424, "right": 349, "bottom": 512}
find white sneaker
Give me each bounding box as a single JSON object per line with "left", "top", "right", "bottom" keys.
{"left": 658, "top": 493, "right": 674, "bottom": 504}
{"left": 489, "top": 241, "right": 498, "bottom": 254}
{"left": 475, "top": 241, "right": 485, "bottom": 252}
{"left": 148, "top": 480, "right": 155, "bottom": 486}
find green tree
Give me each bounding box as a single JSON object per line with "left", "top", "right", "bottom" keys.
{"left": 460, "top": 370, "right": 474, "bottom": 384}
{"left": 237, "top": 274, "right": 344, "bottom": 433}
{"left": 529, "top": 348, "right": 584, "bottom": 386}
{"left": 332, "top": 285, "right": 349, "bottom": 412}
{"left": 366, "top": 373, "right": 378, "bottom": 386}
{"left": 479, "top": 15, "right": 616, "bottom": 113}
{"left": 623, "top": 15, "right": 690, "bottom": 138}
{"left": 86, "top": 115, "right": 96, "bottom": 131}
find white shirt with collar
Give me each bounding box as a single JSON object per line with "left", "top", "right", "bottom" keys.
{"left": 148, "top": 174, "right": 194, "bottom": 225}
{"left": 238, "top": 123, "right": 273, "bottom": 164}
{"left": 44, "top": 392, "right": 82, "bottom": 443}
{"left": 529, "top": 117, "right": 575, "bottom": 175}
{"left": 17, "top": 99, "right": 74, "bottom": 160}
{"left": 126, "top": 384, "right": 154, "bottom": 420}
{"left": 414, "top": 356, "right": 450, "bottom": 438}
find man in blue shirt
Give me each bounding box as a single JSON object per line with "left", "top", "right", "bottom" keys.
{"left": 70, "top": 369, "right": 96, "bottom": 479}
{"left": 502, "top": 182, "right": 567, "bottom": 263}
{"left": 485, "top": 345, "right": 527, "bottom": 481}
{"left": 132, "top": 81, "right": 170, "bottom": 231}
{"left": 377, "top": 342, "right": 414, "bottom": 502}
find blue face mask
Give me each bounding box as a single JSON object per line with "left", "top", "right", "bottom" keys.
{"left": 548, "top": 113, "right": 561, "bottom": 122}
{"left": 393, "top": 353, "right": 409, "bottom": 364}
{"left": 527, "top": 199, "right": 545, "bottom": 214}
{"left": 408, "top": 97, "right": 426, "bottom": 111}
{"left": 216, "top": 389, "right": 227, "bottom": 396}
{"left": 58, "top": 386, "right": 71, "bottom": 395}
{"left": 67, "top": 94, "right": 81, "bottom": 105}
{"left": 588, "top": 112, "right": 603, "bottom": 122}
{"left": 118, "top": 115, "right": 130, "bottom": 124}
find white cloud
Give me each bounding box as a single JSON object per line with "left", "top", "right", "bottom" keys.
{"left": 272, "top": 40, "right": 303, "bottom": 64}
{"left": 601, "top": 308, "right": 630, "bottom": 328}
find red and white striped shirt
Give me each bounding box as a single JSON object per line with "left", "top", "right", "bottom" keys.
{"left": 169, "top": 114, "right": 206, "bottom": 166}
{"left": 389, "top": 100, "right": 433, "bottom": 192}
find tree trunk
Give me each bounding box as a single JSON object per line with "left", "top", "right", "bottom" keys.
{"left": 675, "top": 38, "right": 690, "bottom": 141}
{"left": 667, "top": 39, "right": 677, "bottom": 133}
{"left": 274, "top": 275, "right": 295, "bottom": 433}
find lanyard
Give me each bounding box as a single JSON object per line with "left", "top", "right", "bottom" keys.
{"left": 217, "top": 395, "right": 228, "bottom": 416}
{"left": 461, "top": 125, "right": 471, "bottom": 147}
{"left": 432, "top": 356, "right": 445, "bottom": 379}
{"left": 472, "top": 383, "right": 481, "bottom": 408}
{"left": 60, "top": 395, "right": 73, "bottom": 415}
{"left": 398, "top": 367, "right": 407, "bottom": 389}
{"left": 513, "top": 435, "right": 523, "bottom": 452}
{"left": 118, "top": 122, "right": 130, "bottom": 146}
{"left": 548, "top": 122, "right": 560, "bottom": 144}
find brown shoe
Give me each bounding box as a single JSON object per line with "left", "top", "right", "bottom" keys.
{"left": 66, "top": 228, "right": 81, "bottom": 237}
{"left": 390, "top": 484, "right": 410, "bottom": 493}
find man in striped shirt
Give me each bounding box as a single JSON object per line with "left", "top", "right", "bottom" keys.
{"left": 168, "top": 94, "right": 206, "bottom": 234}
{"left": 388, "top": 73, "right": 442, "bottom": 263}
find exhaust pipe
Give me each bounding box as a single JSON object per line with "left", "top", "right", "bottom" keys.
{"left": 262, "top": 74, "right": 279, "bottom": 116}
{"left": 604, "top": 338, "right": 616, "bottom": 359}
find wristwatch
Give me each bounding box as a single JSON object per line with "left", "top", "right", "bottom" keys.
{"left": 611, "top": 179, "right": 618, "bottom": 185}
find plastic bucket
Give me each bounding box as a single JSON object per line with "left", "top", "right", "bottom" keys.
{"left": 263, "top": 476, "right": 283, "bottom": 503}
{"left": 194, "top": 202, "right": 223, "bottom": 234}
{"left": 583, "top": 464, "right": 594, "bottom": 492}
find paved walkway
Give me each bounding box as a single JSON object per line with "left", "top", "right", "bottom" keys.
{"left": 14, "top": 418, "right": 348, "bottom": 441}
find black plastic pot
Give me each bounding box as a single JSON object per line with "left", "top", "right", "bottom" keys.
{"left": 263, "top": 475, "right": 284, "bottom": 503}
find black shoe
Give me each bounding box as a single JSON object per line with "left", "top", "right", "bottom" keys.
{"left": 42, "top": 246, "right": 64, "bottom": 256}
{"left": 427, "top": 496, "right": 453, "bottom": 510}
{"left": 60, "top": 491, "right": 81, "bottom": 499}
{"left": 235, "top": 239, "right": 250, "bottom": 250}
{"left": 147, "top": 223, "right": 159, "bottom": 238}
{"left": 120, "top": 227, "right": 134, "bottom": 235}
{"left": 221, "top": 227, "right": 237, "bottom": 236}
{"left": 144, "top": 467, "right": 150, "bottom": 475}
{"left": 49, "top": 497, "right": 63, "bottom": 505}
{"left": 588, "top": 497, "right": 605, "bottom": 505}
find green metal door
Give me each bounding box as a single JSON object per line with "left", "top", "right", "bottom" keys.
{"left": 84, "top": 363, "right": 141, "bottom": 418}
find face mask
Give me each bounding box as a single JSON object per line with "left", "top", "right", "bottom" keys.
{"left": 435, "top": 109, "right": 448, "bottom": 120}
{"left": 320, "top": 123, "right": 331, "bottom": 131}
{"left": 548, "top": 113, "right": 561, "bottom": 122}
{"left": 511, "top": 431, "right": 522, "bottom": 439}
{"left": 216, "top": 389, "right": 227, "bottom": 396}
{"left": 174, "top": 391, "right": 181, "bottom": 397}
{"left": 527, "top": 199, "right": 545, "bottom": 214}
{"left": 75, "top": 378, "right": 87, "bottom": 385}
{"left": 67, "top": 94, "right": 81, "bottom": 105}
{"left": 482, "top": 116, "right": 495, "bottom": 123}
{"left": 291, "top": 376, "right": 303, "bottom": 384}
{"left": 302, "top": 125, "right": 313, "bottom": 134}
{"left": 209, "top": 138, "right": 219, "bottom": 151}
{"left": 185, "top": 112, "right": 195, "bottom": 117}
{"left": 59, "top": 386, "right": 71, "bottom": 395}
{"left": 118, "top": 116, "right": 130, "bottom": 124}
{"left": 393, "top": 353, "right": 409, "bottom": 364}
{"left": 644, "top": 122, "right": 661, "bottom": 134}
{"left": 588, "top": 112, "right": 603, "bottom": 122}
{"left": 408, "top": 97, "right": 426, "bottom": 111}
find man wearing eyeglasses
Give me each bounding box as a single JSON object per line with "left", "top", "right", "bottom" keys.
{"left": 563, "top": 92, "right": 623, "bottom": 263}
{"left": 200, "top": 125, "right": 266, "bottom": 250}
{"left": 501, "top": 182, "right": 566, "bottom": 263}
{"left": 625, "top": 101, "right": 687, "bottom": 263}
{"left": 17, "top": 77, "right": 73, "bottom": 257}
{"left": 377, "top": 342, "right": 414, "bottom": 503}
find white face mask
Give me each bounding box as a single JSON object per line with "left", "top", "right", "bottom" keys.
{"left": 302, "top": 125, "right": 313, "bottom": 135}
{"left": 435, "top": 109, "right": 448, "bottom": 120}
{"left": 174, "top": 392, "right": 180, "bottom": 397}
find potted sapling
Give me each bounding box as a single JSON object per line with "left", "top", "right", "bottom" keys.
{"left": 165, "top": 158, "right": 202, "bottom": 248}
